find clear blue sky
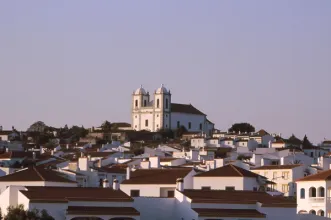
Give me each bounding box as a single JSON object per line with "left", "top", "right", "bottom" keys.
{"left": 0, "top": 1, "right": 330, "bottom": 143}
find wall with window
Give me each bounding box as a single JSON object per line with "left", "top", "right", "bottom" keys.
{"left": 193, "top": 177, "right": 246, "bottom": 190}
{"left": 171, "top": 112, "right": 207, "bottom": 133}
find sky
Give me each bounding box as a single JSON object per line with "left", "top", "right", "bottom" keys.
{"left": 0, "top": 1, "right": 330, "bottom": 144}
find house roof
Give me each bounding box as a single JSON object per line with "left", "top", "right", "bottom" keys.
{"left": 0, "top": 130, "right": 14, "bottom": 136}
{"left": 0, "top": 166, "right": 76, "bottom": 183}
{"left": 322, "top": 140, "right": 331, "bottom": 145}
{"left": 296, "top": 169, "right": 331, "bottom": 182}
{"left": 192, "top": 208, "right": 266, "bottom": 218}
{"left": 171, "top": 103, "right": 206, "bottom": 116}
{"left": 67, "top": 206, "right": 139, "bottom": 216}
{"left": 85, "top": 152, "right": 116, "bottom": 158}
{"left": 251, "top": 164, "right": 302, "bottom": 170}
{"left": 111, "top": 122, "right": 131, "bottom": 128}
{"left": 194, "top": 164, "right": 262, "bottom": 178}
{"left": 121, "top": 168, "right": 192, "bottom": 184}
{"left": 20, "top": 186, "right": 133, "bottom": 203}
{"left": 160, "top": 157, "right": 179, "bottom": 162}
{"left": 182, "top": 189, "right": 296, "bottom": 207}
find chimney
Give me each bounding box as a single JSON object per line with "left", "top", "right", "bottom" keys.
{"left": 150, "top": 156, "right": 160, "bottom": 168}
{"left": 176, "top": 178, "right": 184, "bottom": 192}
{"left": 103, "top": 179, "right": 109, "bottom": 188}
{"left": 207, "top": 163, "right": 211, "bottom": 171}
{"left": 126, "top": 166, "right": 131, "bottom": 180}
{"left": 87, "top": 155, "right": 91, "bottom": 161}
{"left": 51, "top": 150, "right": 54, "bottom": 155}
{"left": 98, "top": 159, "right": 102, "bottom": 168}
{"left": 112, "top": 179, "right": 119, "bottom": 190}
{"left": 32, "top": 152, "right": 36, "bottom": 160}
{"left": 40, "top": 146, "right": 44, "bottom": 154}
{"left": 268, "top": 141, "right": 272, "bottom": 148}
{"left": 80, "top": 152, "right": 84, "bottom": 158}
{"left": 5, "top": 148, "right": 9, "bottom": 152}
{"left": 66, "top": 144, "right": 69, "bottom": 149}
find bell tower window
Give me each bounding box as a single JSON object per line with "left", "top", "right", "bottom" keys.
{"left": 165, "top": 99, "right": 169, "bottom": 109}
{"left": 135, "top": 100, "right": 138, "bottom": 107}
{"left": 145, "top": 120, "right": 148, "bottom": 127}
{"left": 144, "top": 100, "right": 147, "bottom": 107}
{"left": 157, "top": 99, "right": 160, "bottom": 108}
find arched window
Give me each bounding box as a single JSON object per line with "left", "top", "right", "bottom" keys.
{"left": 318, "top": 187, "right": 325, "bottom": 197}
{"left": 157, "top": 99, "right": 160, "bottom": 108}
{"left": 310, "top": 210, "right": 316, "bottom": 215}
{"left": 318, "top": 210, "right": 325, "bottom": 216}
{"left": 165, "top": 99, "right": 168, "bottom": 109}
{"left": 135, "top": 100, "right": 138, "bottom": 107}
{"left": 144, "top": 100, "right": 147, "bottom": 107}
{"left": 309, "top": 187, "right": 316, "bottom": 197}
{"left": 300, "top": 188, "right": 305, "bottom": 199}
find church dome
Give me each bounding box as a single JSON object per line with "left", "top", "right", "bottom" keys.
{"left": 134, "top": 85, "right": 147, "bottom": 95}
{"left": 156, "top": 84, "right": 168, "bottom": 94}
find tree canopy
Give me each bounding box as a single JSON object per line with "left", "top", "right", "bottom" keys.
{"left": 228, "top": 123, "right": 255, "bottom": 133}
{"left": 302, "top": 135, "right": 313, "bottom": 148}
{"left": 101, "top": 120, "right": 112, "bottom": 131}
{"left": 176, "top": 126, "right": 188, "bottom": 138}
{"left": 27, "top": 121, "right": 47, "bottom": 132}
{"left": 4, "top": 205, "right": 54, "bottom": 220}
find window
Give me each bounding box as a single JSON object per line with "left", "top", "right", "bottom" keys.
{"left": 225, "top": 186, "right": 235, "bottom": 191}
{"left": 201, "top": 187, "right": 211, "bottom": 190}
{"left": 135, "top": 125, "right": 137, "bottom": 128}
{"left": 145, "top": 120, "right": 148, "bottom": 127}
{"left": 157, "top": 99, "right": 160, "bottom": 108}
{"left": 135, "top": 115, "right": 137, "bottom": 118}
{"left": 144, "top": 100, "right": 147, "bottom": 107}
{"left": 273, "top": 172, "right": 277, "bottom": 179}
{"left": 165, "top": 99, "right": 168, "bottom": 109}
{"left": 188, "top": 122, "right": 191, "bottom": 129}
{"left": 177, "top": 121, "right": 180, "bottom": 128}
{"left": 282, "top": 171, "right": 289, "bottom": 180}
{"left": 157, "top": 124, "right": 159, "bottom": 128}
{"left": 199, "top": 123, "right": 202, "bottom": 130}
{"left": 157, "top": 114, "right": 159, "bottom": 117}
{"left": 300, "top": 188, "right": 305, "bottom": 199}
{"left": 135, "top": 100, "right": 138, "bottom": 107}
{"left": 130, "top": 190, "right": 140, "bottom": 197}
{"left": 311, "top": 152, "right": 314, "bottom": 157}
{"left": 253, "top": 187, "right": 257, "bottom": 191}
{"left": 167, "top": 190, "right": 175, "bottom": 197}
{"left": 282, "top": 184, "right": 289, "bottom": 193}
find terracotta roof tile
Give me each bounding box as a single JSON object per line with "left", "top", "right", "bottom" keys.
{"left": 121, "top": 168, "right": 193, "bottom": 184}
{"left": 296, "top": 169, "right": 331, "bottom": 182}
{"left": 0, "top": 166, "right": 76, "bottom": 183}
{"left": 182, "top": 189, "right": 296, "bottom": 208}
{"left": 171, "top": 103, "right": 206, "bottom": 115}
{"left": 67, "top": 206, "right": 139, "bottom": 216}
{"left": 20, "top": 186, "right": 133, "bottom": 203}
{"left": 194, "top": 164, "right": 262, "bottom": 178}
{"left": 251, "top": 164, "right": 302, "bottom": 170}
{"left": 193, "top": 208, "right": 266, "bottom": 218}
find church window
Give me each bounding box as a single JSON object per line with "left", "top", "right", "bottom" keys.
{"left": 145, "top": 120, "right": 148, "bottom": 127}
{"left": 188, "top": 122, "right": 191, "bottom": 129}
{"left": 135, "top": 100, "right": 138, "bottom": 107}
{"left": 165, "top": 99, "right": 169, "bottom": 109}
{"left": 144, "top": 100, "right": 147, "bottom": 107}
{"left": 157, "top": 114, "right": 159, "bottom": 117}
{"left": 199, "top": 123, "right": 202, "bottom": 130}
{"left": 177, "top": 121, "right": 180, "bottom": 128}
{"left": 157, "top": 99, "right": 160, "bottom": 108}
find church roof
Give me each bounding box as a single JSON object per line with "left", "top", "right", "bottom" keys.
{"left": 171, "top": 103, "right": 206, "bottom": 116}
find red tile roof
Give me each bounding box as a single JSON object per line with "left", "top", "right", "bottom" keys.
{"left": 251, "top": 165, "right": 302, "bottom": 170}
{"left": 296, "top": 169, "right": 331, "bottom": 182}
{"left": 193, "top": 208, "right": 266, "bottom": 218}
{"left": 194, "top": 164, "right": 262, "bottom": 178}
{"left": 0, "top": 166, "right": 76, "bottom": 183}
{"left": 121, "top": 168, "right": 193, "bottom": 184}
{"left": 182, "top": 189, "right": 297, "bottom": 207}
{"left": 20, "top": 186, "right": 133, "bottom": 203}
{"left": 171, "top": 103, "right": 206, "bottom": 115}
{"left": 67, "top": 206, "right": 139, "bottom": 216}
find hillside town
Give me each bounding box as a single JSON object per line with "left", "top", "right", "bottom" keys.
{"left": 0, "top": 85, "right": 330, "bottom": 220}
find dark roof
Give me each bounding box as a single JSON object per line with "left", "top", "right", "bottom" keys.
{"left": 322, "top": 140, "right": 331, "bottom": 145}
{"left": 67, "top": 206, "right": 139, "bottom": 216}
{"left": 171, "top": 103, "right": 206, "bottom": 115}
{"left": 86, "top": 152, "right": 116, "bottom": 158}
{"left": 251, "top": 164, "right": 302, "bottom": 170}
{"left": 93, "top": 165, "right": 127, "bottom": 174}
{"left": 112, "top": 122, "right": 131, "bottom": 128}
{"left": 0, "top": 130, "right": 14, "bottom": 135}
{"left": 194, "top": 164, "right": 261, "bottom": 178}
{"left": 296, "top": 169, "right": 331, "bottom": 182}
{"left": 20, "top": 186, "right": 133, "bottom": 203}
{"left": 0, "top": 151, "right": 49, "bottom": 159}
{"left": 0, "top": 166, "right": 76, "bottom": 183}
{"left": 121, "top": 168, "right": 193, "bottom": 184}
{"left": 182, "top": 189, "right": 297, "bottom": 207}
{"left": 193, "top": 208, "right": 266, "bottom": 218}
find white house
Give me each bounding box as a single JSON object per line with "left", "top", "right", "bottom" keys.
{"left": 296, "top": 169, "right": 331, "bottom": 217}
{"left": 131, "top": 85, "right": 213, "bottom": 135}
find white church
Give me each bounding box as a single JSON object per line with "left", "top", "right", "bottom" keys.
{"left": 131, "top": 84, "right": 214, "bottom": 135}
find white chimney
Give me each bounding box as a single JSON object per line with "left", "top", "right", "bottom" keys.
{"left": 78, "top": 157, "right": 89, "bottom": 171}
{"left": 5, "top": 148, "right": 9, "bottom": 152}
{"left": 176, "top": 178, "right": 184, "bottom": 192}
{"left": 207, "top": 163, "right": 211, "bottom": 171}
{"left": 66, "top": 144, "right": 69, "bottom": 149}
{"left": 87, "top": 155, "right": 91, "bottom": 161}
{"left": 140, "top": 159, "right": 151, "bottom": 169}
{"left": 32, "top": 152, "right": 36, "bottom": 160}
{"left": 280, "top": 157, "right": 284, "bottom": 165}
{"left": 51, "top": 150, "right": 54, "bottom": 155}
{"left": 98, "top": 159, "right": 102, "bottom": 168}
{"left": 80, "top": 152, "right": 84, "bottom": 158}
{"left": 268, "top": 141, "right": 272, "bottom": 148}
{"left": 112, "top": 179, "right": 119, "bottom": 190}
{"left": 103, "top": 179, "right": 109, "bottom": 188}
{"left": 126, "top": 166, "right": 131, "bottom": 180}
{"left": 40, "top": 146, "right": 45, "bottom": 154}
{"left": 149, "top": 156, "right": 160, "bottom": 168}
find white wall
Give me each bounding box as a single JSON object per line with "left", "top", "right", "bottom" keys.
{"left": 171, "top": 112, "right": 206, "bottom": 133}
{"left": 194, "top": 177, "right": 244, "bottom": 190}
{"left": 133, "top": 197, "right": 176, "bottom": 220}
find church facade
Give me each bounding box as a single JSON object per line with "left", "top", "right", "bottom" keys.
{"left": 131, "top": 85, "right": 214, "bottom": 135}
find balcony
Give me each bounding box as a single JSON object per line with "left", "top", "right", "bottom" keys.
{"left": 309, "top": 197, "right": 325, "bottom": 203}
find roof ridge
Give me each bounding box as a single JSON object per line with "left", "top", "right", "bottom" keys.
{"left": 33, "top": 166, "right": 45, "bottom": 181}
{"left": 229, "top": 164, "right": 243, "bottom": 177}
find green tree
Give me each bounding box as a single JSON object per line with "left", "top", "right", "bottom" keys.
{"left": 302, "top": 135, "right": 313, "bottom": 148}
{"left": 27, "top": 121, "right": 47, "bottom": 133}
{"left": 228, "top": 123, "right": 255, "bottom": 133}
{"left": 101, "top": 121, "right": 112, "bottom": 131}
{"left": 176, "top": 126, "right": 187, "bottom": 138}
{"left": 4, "top": 204, "right": 54, "bottom": 220}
